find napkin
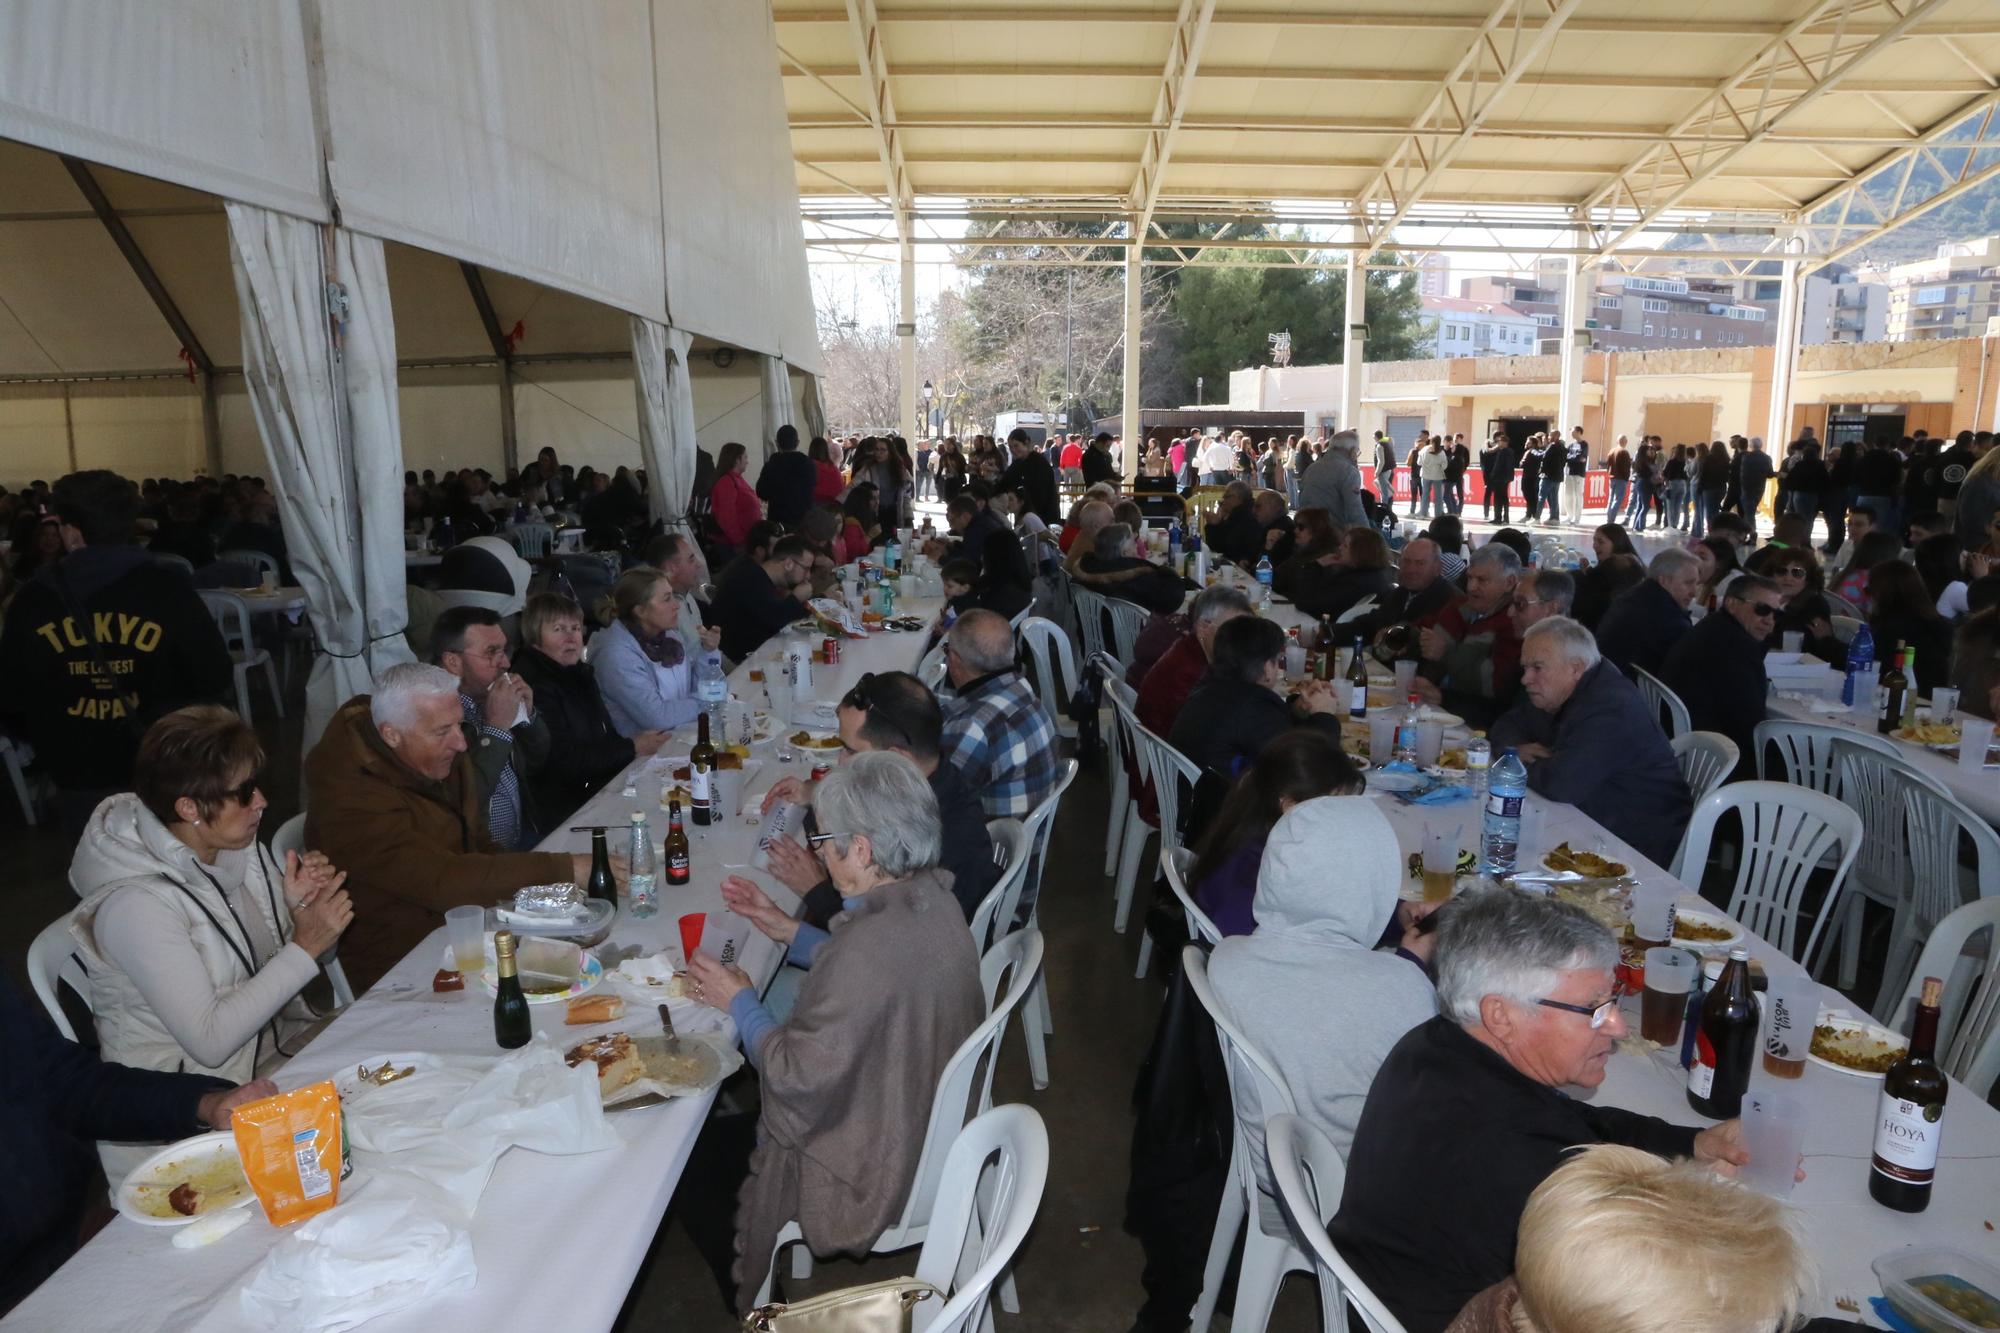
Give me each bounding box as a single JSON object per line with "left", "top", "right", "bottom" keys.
{"left": 1401, "top": 784, "right": 1477, "bottom": 806}
{"left": 239, "top": 1176, "right": 475, "bottom": 1332}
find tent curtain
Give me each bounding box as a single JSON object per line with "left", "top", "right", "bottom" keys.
{"left": 799, "top": 373, "right": 827, "bottom": 443}
{"left": 632, "top": 316, "right": 697, "bottom": 529}
{"left": 760, "top": 353, "right": 795, "bottom": 455}
{"left": 227, "top": 203, "right": 415, "bottom": 748}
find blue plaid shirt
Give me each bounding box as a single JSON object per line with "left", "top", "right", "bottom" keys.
{"left": 461, "top": 694, "right": 526, "bottom": 851}
{"left": 941, "top": 671, "right": 1060, "bottom": 819}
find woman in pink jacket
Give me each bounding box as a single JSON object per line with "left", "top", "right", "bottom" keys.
{"left": 709, "top": 442, "right": 764, "bottom": 552}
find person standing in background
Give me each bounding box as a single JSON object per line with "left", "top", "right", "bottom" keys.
{"left": 1563, "top": 428, "right": 1588, "bottom": 524}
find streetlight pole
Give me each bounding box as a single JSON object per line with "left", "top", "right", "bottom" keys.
{"left": 1196, "top": 375, "right": 1204, "bottom": 406}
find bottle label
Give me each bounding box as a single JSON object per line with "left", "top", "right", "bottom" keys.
{"left": 1688, "top": 1032, "right": 1716, "bottom": 1099}
{"left": 1872, "top": 1091, "right": 1943, "bottom": 1183}
{"left": 668, "top": 851, "right": 689, "bottom": 876}
{"left": 1486, "top": 790, "right": 1521, "bottom": 820}
{"left": 691, "top": 764, "right": 712, "bottom": 803}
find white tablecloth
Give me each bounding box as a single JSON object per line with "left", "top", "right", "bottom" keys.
{"left": 3, "top": 605, "right": 942, "bottom": 1333}
{"left": 1766, "top": 678, "right": 2000, "bottom": 825}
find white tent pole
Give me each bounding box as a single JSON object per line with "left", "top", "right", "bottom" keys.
{"left": 898, "top": 236, "right": 917, "bottom": 439}
{"left": 1121, "top": 246, "right": 1142, "bottom": 474}
{"left": 1341, "top": 244, "right": 1365, "bottom": 433}
{"left": 1766, "top": 251, "right": 1805, "bottom": 451}
{"left": 1556, "top": 252, "right": 1588, "bottom": 450}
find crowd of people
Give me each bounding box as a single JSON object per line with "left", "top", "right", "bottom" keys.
{"left": 4, "top": 410, "right": 1998, "bottom": 1329}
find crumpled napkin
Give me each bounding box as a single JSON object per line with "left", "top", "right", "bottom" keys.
{"left": 1402, "top": 783, "right": 1477, "bottom": 806}
{"left": 238, "top": 1176, "right": 475, "bottom": 1332}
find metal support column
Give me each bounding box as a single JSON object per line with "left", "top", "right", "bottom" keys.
{"left": 1556, "top": 253, "right": 1588, "bottom": 447}
{"left": 459, "top": 262, "right": 519, "bottom": 474}
{"left": 898, "top": 238, "right": 918, "bottom": 440}
{"left": 1122, "top": 247, "right": 1143, "bottom": 475}
{"left": 1341, "top": 246, "right": 1366, "bottom": 433}
{"left": 199, "top": 373, "right": 224, "bottom": 479}
{"left": 1766, "top": 255, "right": 1804, "bottom": 451}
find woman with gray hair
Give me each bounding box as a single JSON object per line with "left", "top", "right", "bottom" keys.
{"left": 684, "top": 751, "right": 985, "bottom": 1311}
{"left": 1076, "top": 520, "right": 1189, "bottom": 614}
{"left": 1332, "top": 887, "right": 1755, "bottom": 1333}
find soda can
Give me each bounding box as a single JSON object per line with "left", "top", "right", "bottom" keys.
{"left": 810, "top": 763, "right": 831, "bottom": 782}
{"left": 823, "top": 636, "right": 840, "bottom": 664}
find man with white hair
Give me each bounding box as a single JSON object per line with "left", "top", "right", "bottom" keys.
{"left": 1489, "top": 617, "right": 1691, "bottom": 866}
{"left": 1594, "top": 546, "right": 1700, "bottom": 680}
{"left": 1331, "top": 889, "right": 1750, "bottom": 1333}
{"left": 1297, "top": 428, "right": 1368, "bottom": 528}
{"left": 939, "top": 609, "right": 1059, "bottom": 819}
{"left": 304, "top": 662, "right": 605, "bottom": 991}
{"left": 1414, "top": 544, "right": 1523, "bottom": 708}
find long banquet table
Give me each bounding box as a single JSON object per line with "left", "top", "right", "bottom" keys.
{"left": 1765, "top": 680, "right": 2000, "bottom": 825}
{"left": 2, "top": 602, "right": 944, "bottom": 1333}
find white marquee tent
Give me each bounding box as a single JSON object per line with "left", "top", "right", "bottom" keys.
{"left": 0, "top": 0, "right": 824, "bottom": 742}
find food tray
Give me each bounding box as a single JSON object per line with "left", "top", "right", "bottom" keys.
{"left": 1873, "top": 1247, "right": 2000, "bottom": 1333}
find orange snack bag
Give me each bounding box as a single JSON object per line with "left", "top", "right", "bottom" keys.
{"left": 230, "top": 1080, "right": 344, "bottom": 1227}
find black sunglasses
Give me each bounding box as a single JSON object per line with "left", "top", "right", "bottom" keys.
{"left": 223, "top": 776, "right": 262, "bottom": 805}
{"left": 1739, "top": 600, "right": 1781, "bottom": 618}
{"left": 839, "top": 672, "right": 914, "bottom": 748}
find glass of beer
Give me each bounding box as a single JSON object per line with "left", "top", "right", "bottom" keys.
{"left": 1421, "top": 825, "right": 1459, "bottom": 903}
{"left": 1640, "top": 948, "right": 1697, "bottom": 1046}
{"left": 445, "top": 905, "right": 487, "bottom": 978}
{"left": 1630, "top": 895, "right": 1676, "bottom": 950}
{"left": 1761, "top": 971, "right": 1815, "bottom": 1080}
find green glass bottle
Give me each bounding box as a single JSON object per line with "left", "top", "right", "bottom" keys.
{"left": 492, "top": 930, "right": 531, "bottom": 1050}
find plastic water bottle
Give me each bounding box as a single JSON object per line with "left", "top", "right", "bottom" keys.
{"left": 626, "top": 811, "right": 657, "bottom": 919}
{"left": 884, "top": 535, "right": 901, "bottom": 573}
{"left": 1393, "top": 694, "right": 1421, "bottom": 763}
{"left": 1465, "top": 733, "right": 1492, "bottom": 799}
{"left": 1483, "top": 748, "right": 1528, "bottom": 877}
{"left": 1167, "top": 519, "right": 1183, "bottom": 561}
{"left": 695, "top": 648, "right": 727, "bottom": 729}
{"left": 1255, "top": 554, "right": 1274, "bottom": 607}
{"left": 1841, "top": 622, "right": 1875, "bottom": 706}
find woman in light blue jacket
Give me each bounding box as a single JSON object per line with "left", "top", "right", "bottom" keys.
{"left": 592, "top": 568, "right": 702, "bottom": 736}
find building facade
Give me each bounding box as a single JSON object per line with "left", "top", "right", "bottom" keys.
{"left": 1878, "top": 235, "right": 2000, "bottom": 342}
{"left": 1417, "top": 295, "right": 1540, "bottom": 358}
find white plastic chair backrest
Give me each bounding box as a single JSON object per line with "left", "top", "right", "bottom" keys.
{"left": 1668, "top": 731, "right": 1738, "bottom": 805}
{"left": 1101, "top": 667, "right": 1138, "bottom": 765}
{"left": 1266, "top": 1114, "right": 1409, "bottom": 1333}
{"left": 28, "top": 913, "right": 90, "bottom": 1042}
{"left": 1017, "top": 758, "right": 1079, "bottom": 917}
{"left": 970, "top": 818, "right": 1028, "bottom": 952}
{"left": 198, "top": 589, "right": 256, "bottom": 653}
{"left": 508, "top": 522, "right": 554, "bottom": 558}
{"left": 1071, "top": 585, "right": 1108, "bottom": 662}
{"left": 1016, "top": 615, "right": 1077, "bottom": 725}
{"left": 1183, "top": 947, "right": 1297, "bottom": 1196}
{"left": 1830, "top": 615, "right": 1861, "bottom": 645}
{"left": 1833, "top": 740, "right": 1916, "bottom": 892}
{"left": 1104, "top": 597, "right": 1148, "bottom": 664}
{"left": 1007, "top": 599, "right": 1036, "bottom": 632}
{"left": 1822, "top": 590, "right": 1864, "bottom": 619}
{"left": 1163, "top": 846, "right": 1222, "bottom": 947}
{"left": 1670, "top": 781, "right": 1862, "bottom": 969}
{"left": 219, "top": 547, "right": 279, "bottom": 580}
{"left": 1134, "top": 721, "right": 1202, "bottom": 850}
{"left": 1632, "top": 665, "right": 1689, "bottom": 739}
{"left": 914, "top": 635, "right": 948, "bottom": 684}
{"left": 150, "top": 551, "right": 195, "bottom": 577}
{"left": 268, "top": 812, "right": 307, "bottom": 867}
{"left": 910, "top": 1104, "right": 1051, "bottom": 1333}
{"left": 1752, "top": 718, "right": 1900, "bottom": 792}
{"left": 1897, "top": 899, "right": 2000, "bottom": 1099}
{"left": 893, "top": 928, "right": 1043, "bottom": 1238}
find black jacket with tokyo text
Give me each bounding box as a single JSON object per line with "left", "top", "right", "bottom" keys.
{"left": 0, "top": 545, "right": 232, "bottom": 791}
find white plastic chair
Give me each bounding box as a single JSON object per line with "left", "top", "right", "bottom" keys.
{"left": 1104, "top": 597, "right": 1148, "bottom": 664}
{"left": 150, "top": 551, "right": 195, "bottom": 578}
{"left": 0, "top": 734, "right": 38, "bottom": 825}
{"left": 1632, "top": 665, "right": 1689, "bottom": 739}
{"left": 1266, "top": 1114, "right": 1408, "bottom": 1333}
{"left": 1130, "top": 722, "right": 1202, "bottom": 979}
{"left": 762, "top": 929, "right": 1045, "bottom": 1304}
{"left": 1163, "top": 845, "right": 1223, "bottom": 948}
{"left": 911, "top": 1105, "right": 1051, "bottom": 1333}
{"left": 219, "top": 547, "right": 280, "bottom": 582}
{"left": 1892, "top": 899, "right": 2000, "bottom": 1103}
{"left": 1829, "top": 740, "right": 1924, "bottom": 997}
{"left": 1009, "top": 759, "right": 1078, "bottom": 1091}
{"left": 1668, "top": 730, "right": 1738, "bottom": 806}
{"left": 198, "top": 589, "right": 284, "bottom": 720}
{"left": 1864, "top": 758, "right": 2000, "bottom": 1022}
{"left": 1822, "top": 589, "right": 1865, "bottom": 620}
{"left": 1093, "top": 653, "right": 1135, "bottom": 880}
{"left": 1752, "top": 718, "right": 1901, "bottom": 794}
{"left": 1071, "top": 585, "right": 1109, "bottom": 663}
{"left": 969, "top": 819, "right": 1029, "bottom": 954}
{"left": 1183, "top": 947, "right": 1310, "bottom": 1333}
{"left": 1006, "top": 599, "right": 1037, "bottom": 633}
{"left": 507, "top": 522, "right": 554, "bottom": 558}
{"left": 1830, "top": 614, "right": 1862, "bottom": 645}
{"left": 28, "top": 913, "right": 90, "bottom": 1042}
{"left": 1670, "top": 781, "right": 1862, "bottom": 974}
{"left": 265, "top": 813, "right": 356, "bottom": 1010}
{"left": 1017, "top": 615, "right": 1079, "bottom": 740}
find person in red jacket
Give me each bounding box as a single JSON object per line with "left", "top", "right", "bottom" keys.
{"left": 708, "top": 442, "right": 764, "bottom": 554}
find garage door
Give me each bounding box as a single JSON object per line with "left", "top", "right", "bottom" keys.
{"left": 1641, "top": 402, "right": 1716, "bottom": 447}
{"left": 1385, "top": 415, "right": 1428, "bottom": 453}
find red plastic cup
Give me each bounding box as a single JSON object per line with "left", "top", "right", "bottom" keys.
{"left": 678, "top": 912, "right": 705, "bottom": 963}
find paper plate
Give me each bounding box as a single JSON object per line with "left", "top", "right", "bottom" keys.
{"left": 1368, "top": 769, "right": 1429, "bottom": 793}
{"left": 1807, "top": 1012, "right": 1907, "bottom": 1079}
{"left": 117, "top": 1132, "right": 256, "bottom": 1227}
{"left": 1669, "top": 909, "right": 1744, "bottom": 949}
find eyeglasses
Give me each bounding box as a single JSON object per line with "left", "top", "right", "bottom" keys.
{"left": 1740, "top": 600, "right": 1781, "bottom": 618}
{"left": 805, "top": 830, "right": 849, "bottom": 850}
{"left": 223, "top": 776, "right": 262, "bottom": 806}
{"left": 840, "top": 671, "right": 916, "bottom": 748}
{"left": 1536, "top": 988, "right": 1625, "bottom": 1029}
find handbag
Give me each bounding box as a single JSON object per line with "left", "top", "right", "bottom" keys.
{"left": 740, "top": 1279, "right": 941, "bottom": 1333}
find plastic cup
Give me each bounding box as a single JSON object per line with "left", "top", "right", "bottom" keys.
{"left": 713, "top": 766, "right": 747, "bottom": 821}
{"left": 1761, "top": 971, "right": 1816, "bottom": 1080}
{"left": 1781, "top": 630, "right": 1803, "bottom": 653}
{"left": 1369, "top": 712, "right": 1398, "bottom": 765}
{"left": 678, "top": 911, "right": 706, "bottom": 964}
{"left": 1929, "top": 688, "right": 1959, "bottom": 724}
{"left": 1640, "top": 948, "right": 1697, "bottom": 1047}
{"left": 1630, "top": 895, "right": 1676, "bottom": 948}
{"left": 1416, "top": 716, "right": 1445, "bottom": 767}
{"left": 1739, "top": 1089, "right": 1807, "bottom": 1198}
{"left": 1960, "top": 717, "right": 1996, "bottom": 771}
{"left": 1421, "top": 825, "right": 1459, "bottom": 903}
{"left": 700, "top": 911, "right": 753, "bottom": 969}
{"left": 445, "top": 905, "right": 486, "bottom": 976}
{"left": 1393, "top": 659, "right": 1418, "bottom": 697}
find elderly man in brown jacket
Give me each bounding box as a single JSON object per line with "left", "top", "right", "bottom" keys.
{"left": 304, "top": 662, "right": 597, "bottom": 992}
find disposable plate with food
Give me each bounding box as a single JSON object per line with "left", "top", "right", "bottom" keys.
{"left": 478, "top": 933, "right": 604, "bottom": 1005}
{"left": 564, "top": 1029, "right": 744, "bottom": 1110}
{"left": 1808, "top": 1012, "right": 1908, "bottom": 1078}
{"left": 1669, "top": 909, "right": 1744, "bottom": 948}
{"left": 117, "top": 1132, "right": 256, "bottom": 1226}
{"left": 1541, "top": 842, "right": 1630, "bottom": 880}
{"left": 785, "top": 728, "right": 843, "bottom": 752}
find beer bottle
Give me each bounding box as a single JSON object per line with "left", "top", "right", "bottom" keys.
{"left": 1686, "top": 948, "right": 1757, "bottom": 1118}
{"left": 1877, "top": 641, "right": 1907, "bottom": 735}
{"left": 585, "top": 828, "right": 615, "bottom": 902}
{"left": 1900, "top": 647, "right": 1920, "bottom": 729}
{"left": 689, "top": 712, "right": 716, "bottom": 827}
{"left": 492, "top": 930, "right": 531, "bottom": 1049}
{"left": 1312, "top": 615, "right": 1338, "bottom": 681}
{"left": 1870, "top": 976, "right": 1947, "bottom": 1213}
{"left": 1346, "top": 634, "right": 1370, "bottom": 720}
{"left": 664, "top": 798, "right": 691, "bottom": 887}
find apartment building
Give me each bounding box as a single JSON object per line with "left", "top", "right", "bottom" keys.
{"left": 1879, "top": 234, "right": 2000, "bottom": 342}
{"left": 1417, "top": 295, "right": 1540, "bottom": 357}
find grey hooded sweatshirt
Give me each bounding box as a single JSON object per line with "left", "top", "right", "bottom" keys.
{"left": 1209, "top": 795, "right": 1437, "bottom": 1196}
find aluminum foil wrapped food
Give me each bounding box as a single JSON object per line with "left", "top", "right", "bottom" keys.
{"left": 512, "top": 882, "right": 584, "bottom": 917}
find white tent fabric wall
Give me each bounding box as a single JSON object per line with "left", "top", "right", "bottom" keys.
{"left": 314, "top": 0, "right": 666, "bottom": 321}
{"left": 227, "top": 203, "right": 415, "bottom": 748}
{"left": 630, "top": 318, "right": 698, "bottom": 530}
{"left": 653, "top": 0, "right": 821, "bottom": 374}
{"left": 0, "top": 0, "right": 326, "bottom": 219}
{"left": 760, "top": 353, "right": 796, "bottom": 454}
{"left": 799, "top": 375, "right": 827, "bottom": 444}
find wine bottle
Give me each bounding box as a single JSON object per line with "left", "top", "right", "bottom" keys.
{"left": 690, "top": 712, "right": 716, "bottom": 827}
{"left": 1878, "top": 642, "right": 1907, "bottom": 735}
{"left": 586, "top": 828, "right": 615, "bottom": 902}
{"left": 664, "top": 798, "right": 691, "bottom": 886}
{"left": 492, "top": 930, "right": 531, "bottom": 1049}
{"left": 1346, "top": 634, "right": 1370, "bottom": 720}
{"left": 1686, "top": 948, "right": 1757, "bottom": 1118}
{"left": 1312, "top": 615, "right": 1338, "bottom": 681}
{"left": 1900, "top": 647, "right": 1920, "bottom": 729}
{"left": 1871, "top": 976, "right": 1947, "bottom": 1213}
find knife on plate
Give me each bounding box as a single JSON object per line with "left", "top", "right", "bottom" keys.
{"left": 658, "top": 1002, "right": 683, "bottom": 1057}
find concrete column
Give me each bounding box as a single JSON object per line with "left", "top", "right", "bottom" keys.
{"left": 898, "top": 238, "right": 918, "bottom": 440}
{"left": 1122, "top": 247, "right": 1143, "bottom": 475}
{"left": 1341, "top": 246, "right": 1366, "bottom": 433}
{"left": 1766, "top": 256, "right": 1804, "bottom": 450}
{"left": 1556, "top": 254, "right": 1589, "bottom": 449}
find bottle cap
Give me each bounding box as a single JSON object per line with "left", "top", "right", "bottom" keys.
{"left": 1920, "top": 976, "right": 1944, "bottom": 1006}
{"left": 495, "top": 929, "right": 516, "bottom": 957}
